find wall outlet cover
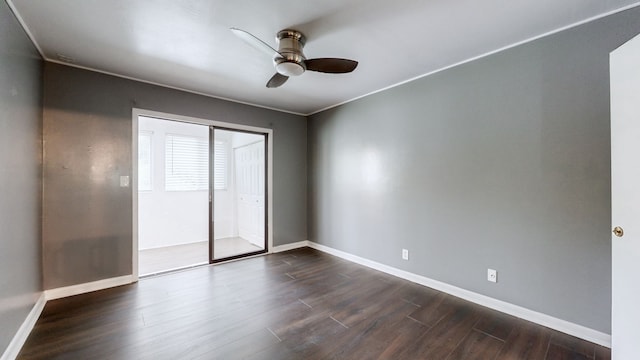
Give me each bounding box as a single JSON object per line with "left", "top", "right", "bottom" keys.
{"left": 488, "top": 268, "right": 497, "bottom": 283}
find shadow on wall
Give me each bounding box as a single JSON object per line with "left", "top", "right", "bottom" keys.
{"left": 52, "top": 237, "right": 122, "bottom": 285}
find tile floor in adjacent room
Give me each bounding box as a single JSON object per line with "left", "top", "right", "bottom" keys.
{"left": 139, "top": 237, "right": 263, "bottom": 275}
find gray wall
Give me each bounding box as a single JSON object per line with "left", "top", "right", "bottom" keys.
{"left": 43, "top": 63, "right": 306, "bottom": 289}
{"left": 309, "top": 7, "right": 640, "bottom": 333}
{"left": 0, "top": 0, "right": 43, "bottom": 354}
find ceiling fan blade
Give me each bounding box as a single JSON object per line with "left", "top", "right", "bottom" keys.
{"left": 230, "top": 27, "right": 280, "bottom": 57}
{"left": 304, "top": 58, "right": 358, "bottom": 73}
{"left": 266, "top": 73, "right": 289, "bottom": 88}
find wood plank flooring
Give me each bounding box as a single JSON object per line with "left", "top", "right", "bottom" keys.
{"left": 18, "top": 248, "right": 610, "bottom": 359}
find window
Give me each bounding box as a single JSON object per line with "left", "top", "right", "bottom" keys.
{"left": 213, "top": 140, "right": 227, "bottom": 190}
{"left": 138, "top": 131, "right": 153, "bottom": 191}
{"left": 165, "top": 134, "right": 209, "bottom": 191}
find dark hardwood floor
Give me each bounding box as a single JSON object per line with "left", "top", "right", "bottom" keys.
{"left": 18, "top": 248, "right": 610, "bottom": 359}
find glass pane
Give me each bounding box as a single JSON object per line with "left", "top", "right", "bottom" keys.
{"left": 165, "top": 134, "right": 209, "bottom": 191}
{"left": 138, "top": 116, "right": 209, "bottom": 276}
{"left": 138, "top": 132, "right": 152, "bottom": 191}
{"left": 212, "top": 129, "right": 266, "bottom": 260}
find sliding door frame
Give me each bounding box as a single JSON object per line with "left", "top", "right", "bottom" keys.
{"left": 210, "top": 126, "right": 268, "bottom": 263}
{"left": 131, "top": 108, "right": 274, "bottom": 281}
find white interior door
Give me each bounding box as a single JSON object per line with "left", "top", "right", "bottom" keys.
{"left": 610, "top": 33, "right": 640, "bottom": 359}
{"left": 235, "top": 140, "right": 265, "bottom": 247}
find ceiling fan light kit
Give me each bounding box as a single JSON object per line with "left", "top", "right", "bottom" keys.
{"left": 275, "top": 61, "right": 305, "bottom": 76}
{"left": 231, "top": 27, "right": 358, "bottom": 88}
{"left": 274, "top": 29, "right": 307, "bottom": 77}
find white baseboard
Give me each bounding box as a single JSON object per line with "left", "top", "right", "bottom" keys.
{"left": 272, "top": 241, "right": 310, "bottom": 253}
{"left": 44, "top": 275, "right": 135, "bottom": 301}
{"left": 306, "top": 241, "right": 611, "bottom": 348}
{"left": 1, "top": 293, "right": 46, "bottom": 360}
{"left": 140, "top": 239, "right": 208, "bottom": 251}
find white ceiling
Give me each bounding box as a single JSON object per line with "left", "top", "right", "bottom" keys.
{"left": 8, "top": 0, "right": 640, "bottom": 115}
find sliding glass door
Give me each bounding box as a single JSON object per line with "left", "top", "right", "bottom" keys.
{"left": 210, "top": 127, "right": 267, "bottom": 262}
{"left": 137, "top": 116, "right": 210, "bottom": 276}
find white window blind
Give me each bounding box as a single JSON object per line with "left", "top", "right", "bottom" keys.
{"left": 165, "top": 134, "right": 209, "bottom": 191}
{"left": 138, "top": 132, "right": 153, "bottom": 191}
{"left": 213, "top": 140, "right": 227, "bottom": 190}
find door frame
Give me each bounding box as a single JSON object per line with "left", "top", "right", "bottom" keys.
{"left": 210, "top": 126, "right": 268, "bottom": 263}
{"left": 131, "top": 108, "right": 274, "bottom": 281}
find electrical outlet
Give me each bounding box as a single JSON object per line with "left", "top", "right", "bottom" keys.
{"left": 402, "top": 249, "right": 409, "bottom": 260}
{"left": 487, "top": 269, "right": 497, "bottom": 283}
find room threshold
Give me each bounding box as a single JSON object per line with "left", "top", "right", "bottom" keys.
{"left": 139, "top": 261, "right": 209, "bottom": 279}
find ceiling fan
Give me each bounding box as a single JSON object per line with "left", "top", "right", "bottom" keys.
{"left": 230, "top": 28, "right": 359, "bottom": 88}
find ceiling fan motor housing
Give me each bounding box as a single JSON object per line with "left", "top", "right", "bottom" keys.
{"left": 274, "top": 29, "right": 307, "bottom": 76}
